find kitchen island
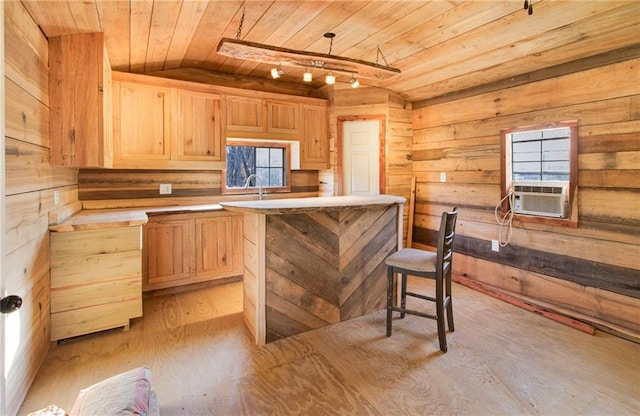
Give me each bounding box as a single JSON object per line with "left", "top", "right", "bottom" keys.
{"left": 221, "top": 195, "right": 405, "bottom": 344}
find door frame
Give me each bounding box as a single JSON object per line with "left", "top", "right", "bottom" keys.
{"left": 336, "top": 115, "right": 386, "bottom": 196}
{"left": 1, "top": 4, "right": 7, "bottom": 412}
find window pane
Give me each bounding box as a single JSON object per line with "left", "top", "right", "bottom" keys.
{"left": 226, "top": 146, "right": 255, "bottom": 187}
{"left": 511, "top": 131, "right": 542, "bottom": 142}
{"left": 542, "top": 138, "right": 569, "bottom": 151}
{"left": 542, "top": 139, "right": 569, "bottom": 162}
{"left": 542, "top": 161, "right": 570, "bottom": 181}
{"left": 513, "top": 161, "right": 541, "bottom": 181}
{"left": 270, "top": 169, "right": 283, "bottom": 186}
{"left": 256, "top": 148, "right": 269, "bottom": 167}
{"left": 270, "top": 149, "right": 283, "bottom": 167}
{"left": 542, "top": 127, "right": 570, "bottom": 139}
{"left": 255, "top": 167, "right": 269, "bottom": 185}
{"left": 542, "top": 149, "right": 569, "bottom": 162}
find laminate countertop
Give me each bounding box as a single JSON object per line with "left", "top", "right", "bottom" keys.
{"left": 220, "top": 195, "right": 406, "bottom": 215}
{"left": 49, "top": 204, "right": 224, "bottom": 232}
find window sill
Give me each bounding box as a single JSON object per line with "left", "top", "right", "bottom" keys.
{"left": 221, "top": 187, "right": 291, "bottom": 196}
{"left": 513, "top": 213, "right": 578, "bottom": 228}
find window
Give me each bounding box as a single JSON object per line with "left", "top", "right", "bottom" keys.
{"left": 501, "top": 121, "right": 578, "bottom": 224}
{"left": 223, "top": 140, "right": 291, "bottom": 194}
{"left": 511, "top": 127, "right": 570, "bottom": 182}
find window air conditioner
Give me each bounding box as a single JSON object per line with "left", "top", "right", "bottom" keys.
{"left": 513, "top": 182, "right": 568, "bottom": 218}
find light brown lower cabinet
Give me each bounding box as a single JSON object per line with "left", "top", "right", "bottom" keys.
{"left": 50, "top": 226, "right": 143, "bottom": 341}
{"left": 143, "top": 211, "right": 243, "bottom": 291}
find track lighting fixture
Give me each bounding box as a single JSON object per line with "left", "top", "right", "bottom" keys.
{"left": 218, "top": 10, "right": 401, "bottom": 84}
{"left": 303, "top": 68, "right": 313, "bottom": 82}
{"left": 325, "top": 72, "right": 336, "bottom": 85}
{"left": 349, "top": 74, "right": 359, "bottom": 88}
{"left": 271, "top": 65, "right": 283, "bottom": 79}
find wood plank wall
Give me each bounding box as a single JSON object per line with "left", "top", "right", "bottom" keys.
{"left": 4, "top": 2, "right": 78, "bottom": 414}
{"left": 319, "top": 84, "right": 413, "bottom": 245}
{"left": 411, "top": 54, "right": 640, "bottom": 333}
{"left": 78, "top": 169, "right": 319, "bottom": 209}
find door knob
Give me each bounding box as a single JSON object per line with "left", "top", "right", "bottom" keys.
{"left": 1, "top": 295, "right": 22, "bottom": 314}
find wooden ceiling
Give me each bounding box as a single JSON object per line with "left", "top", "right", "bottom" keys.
{"left": 21, "top": 0, "right": 640, "bottom": 103}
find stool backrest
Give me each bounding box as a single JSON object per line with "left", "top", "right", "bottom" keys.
{"left": 436, "top": 207, "right": 458, "bottom": 279}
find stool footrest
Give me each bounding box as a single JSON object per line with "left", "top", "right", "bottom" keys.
{"left": 389, "top": 306, "right": 436, "bottom": 320}
{"left": 405, "top": 291, "right": 436, "bottom": 302}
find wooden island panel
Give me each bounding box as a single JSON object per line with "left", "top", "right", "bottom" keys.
{"left": 265, "top": 207, "right": 397, "bottom": 342}
{"left": 223, "top": 195, "right": 405, "bottom": 344}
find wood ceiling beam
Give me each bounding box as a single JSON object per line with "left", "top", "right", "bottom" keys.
{"left": 217, "top": 38, "right": 401, "bottom": 81}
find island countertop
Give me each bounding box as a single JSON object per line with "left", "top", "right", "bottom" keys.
{"left": 220, "top": 195, "right": 406, "bottom": 215}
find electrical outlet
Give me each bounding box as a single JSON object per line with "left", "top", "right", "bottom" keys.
{"left": 53, "top": 190, "right": 60, "bottom": 206}
{"left": 440, "top": 172, "right": 446, "bottom": 182}
{"left": 491, "top": 240, "right": 500, "bottom": 252}
{"left": 159, "top": 183, "right": 172, "bottom": 195}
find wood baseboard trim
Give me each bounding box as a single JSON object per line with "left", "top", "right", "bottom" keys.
{"left": 142, "top": 276, "right": 242, "bottom": 298}
{"left": 454, "top": 274, "right": 597, "bottom": 334}
{"left": 454, "top": 274, "right": 640, "bottom": 344}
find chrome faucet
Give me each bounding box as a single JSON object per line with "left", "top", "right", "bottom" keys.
{"left": 243, "top": 174, "right": 265, "bottom": 200}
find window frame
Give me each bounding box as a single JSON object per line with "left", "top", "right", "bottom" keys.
{"left": 222, "top": 139, "right": 292, "bottom": 196}
{"left": 500, "top": 120, "right": 578, "bottom": 227}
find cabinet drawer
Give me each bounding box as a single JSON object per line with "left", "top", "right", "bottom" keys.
{"left": 51, "top": 276, "right": 141, "bottom": 313}
{"left": 51, "top": 298, "right": 142, "bottom": 341}
{"left": 50, "top": 227, "right": 141, "bottom": 258}
{"left": 51, "top": 250, "right": 142, "bottom": 288}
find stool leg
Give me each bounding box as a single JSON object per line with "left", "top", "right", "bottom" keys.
{"left": 386, "top": 266, "right": 393, "bottom": 337}
{"left": 436, "top": 275, "right": 447, "bottom": 353}
{"left": 400, "top": 273, "right": 407, "bottom": 319}
{"left": 446, "top": 271, "right": 454, "bottom": 332}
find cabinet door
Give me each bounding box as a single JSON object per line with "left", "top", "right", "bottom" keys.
{"left": 49, "top": 32, "right": 113, "bottom": 168}
{"left": 300, "top": 104, "right": 329, "bottom": 169}
{"left": 115, "top": 82, "right": 171, "bottom": 163}
{"left": 267, "top": 101, "right": 300, "bottom": 136}
{"left": 144, "top": 218, "right": 192, "bottom": 288}
{"left": 226, "top": 96, "right": 265, "bottom": 133}
{"left": 195, "top": 214, "right": 243, "bottom": 279}
{"left": 174, "top": 90, "right": 223, "bottom": 161}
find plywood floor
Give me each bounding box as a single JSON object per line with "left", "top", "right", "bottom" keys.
{"left": 19, "top": 279, "right": 640, "bottom": 415}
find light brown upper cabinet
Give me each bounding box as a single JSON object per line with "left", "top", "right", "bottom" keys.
{"left": 112, "top": 72, "right": 225, "bottom": 170}
{"left": 226, "top": 96, "right": 300, "bottom": 140}
{"left": 49, "top": 32, "right": 113, "bottom": 168}
{"left": 110, "top": 71, "right": 327, "bottom": 170}
{"left": 225, "top": 96, "right": 265, "bottom": 133}
{"left": 114, "top": 80, "right": 172, "bottom": 164}
{"left": 300, "top": 104, "right": 329, "bottom": 169}
{"left": 174, "top": 90, "right": 223, "bottom": 162}
{"left": 267, "top": 100, "right": 300, "bottom": 137}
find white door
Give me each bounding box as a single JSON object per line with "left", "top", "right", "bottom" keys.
{"left": 342, "top": 120, "right": 380, "bottom": 196}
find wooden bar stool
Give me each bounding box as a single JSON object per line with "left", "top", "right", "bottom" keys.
{"left": 385, "top": 207, "right": 458, "bottom": 352}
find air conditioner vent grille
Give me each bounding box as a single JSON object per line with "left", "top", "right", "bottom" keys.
{"left": 514, "top": 184, "right": 564, "bottom": 194}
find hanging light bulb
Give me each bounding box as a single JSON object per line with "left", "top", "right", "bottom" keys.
{"left": 303, "top": 68, "right": 313, "bottom": 82}
{"left": 271, "top": 65, "right": 283, "bottom": 79}
{"left": 349, "top": 74, "right": 359, "bottom": 88}
{"left": 325, "top": 72, "right": 336, "bottom": 85}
